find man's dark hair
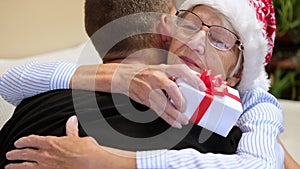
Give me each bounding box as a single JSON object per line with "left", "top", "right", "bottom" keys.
{"left": 84, "top": 0, "right": 169, "bottom": 61}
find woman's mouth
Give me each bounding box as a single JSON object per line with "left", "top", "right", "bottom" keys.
{"left": 179, "top": 56, "right": 203, "bottom": 73}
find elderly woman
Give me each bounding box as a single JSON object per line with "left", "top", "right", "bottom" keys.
{"left": 3, "top": 0, "right": 292, "bottom": 168}
{"left": 121, "top": 0, "right": 282, "bottom": 168}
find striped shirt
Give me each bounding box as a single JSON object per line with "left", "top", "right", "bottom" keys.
{"left": 136, "top": 88, "right": 285, "bottom": 168}
{"left": 0, "top": 61, "right": 78, "bottom": 106}
{"left": 0, "top": 61, "right": 284, "bottom": 168}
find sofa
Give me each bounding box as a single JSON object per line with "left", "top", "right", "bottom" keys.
{"left": 0, "top": 41, "right": 101, "bottom": 128}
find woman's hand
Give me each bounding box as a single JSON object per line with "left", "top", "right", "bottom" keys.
{"left": 5, "top": 116, "right": 136, "bottom": 169}
{"left": 71, "top": 63, "right": 206, "bottom": 128}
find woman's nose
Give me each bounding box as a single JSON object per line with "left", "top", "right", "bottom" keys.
{"left": 186, "top": 30, "right": 206, "bottom": 55}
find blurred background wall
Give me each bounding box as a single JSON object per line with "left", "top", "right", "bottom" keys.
{"left": 0, "top": 0, "right": 299, "bottom": 164}
{"left": 0, "top": 0, "right": 88, "bottom": 59}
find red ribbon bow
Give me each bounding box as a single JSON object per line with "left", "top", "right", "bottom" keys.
{"left": 190, "top": 70, "right": 240, "bottom": 125}
{"left": 197, "top": 70, "right": 228, "bottom": 96}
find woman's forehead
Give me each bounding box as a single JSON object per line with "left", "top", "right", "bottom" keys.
{"left": 191, "top": 5, "right": 223, "bottom": 25}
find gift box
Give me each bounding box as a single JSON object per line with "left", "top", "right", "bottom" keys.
{"left": 177, "top": 70, "right": 243, "bottom": 137}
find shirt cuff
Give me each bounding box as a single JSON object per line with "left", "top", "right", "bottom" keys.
{"left": 136, "top": 150, "right": 167, "bottom": 169}
{"left": 50, "top": 62, "right": 79, "bottom": 90}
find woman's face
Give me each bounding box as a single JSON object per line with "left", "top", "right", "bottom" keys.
{"left": 167, "top": 5, "right": 240, "bottom": 82}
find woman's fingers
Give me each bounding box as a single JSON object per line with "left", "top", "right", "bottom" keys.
{"left": 14, "top": 135, "right": 51, "bottom": 149}
{"left": 160, "top": 78, "right": 186, "bottom": 112}
{"left": 164, "top": 64, "right": 206, "bottom": 91}
{"left": 66, "top": 116, "right": 79, "bottom": 137}
{"left": 149, "top": 89, "right": 188, "bottom": 128}
{"left": 112, "top": 64, "right": 203, "bottom": 128}
{"left": 5, "top": 162, "right": 38, "bottom": 169}
{"left": 129, "top": 84, "right": 184, "bottom": 128}
{"left": 6, "top": 149, "right": 40, "bottom": 162}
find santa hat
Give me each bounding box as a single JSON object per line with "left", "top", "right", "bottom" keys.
{"left": 179, "top": 0, "right": 276, "bottom": 93}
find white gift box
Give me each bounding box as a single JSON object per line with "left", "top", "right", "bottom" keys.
{"left": 177, "top": 80, "right": 243, "bottom": 137}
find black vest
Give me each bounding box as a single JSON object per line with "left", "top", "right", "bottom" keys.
{"left": 0, "top": 89, "right": 242, "bottom": 167}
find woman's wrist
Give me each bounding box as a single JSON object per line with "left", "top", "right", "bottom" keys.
{"left": 100, "top": 146, "right": 137, "bottom": 169}
{"left": 70, "top": 63, "right": 122, "bottom": 93}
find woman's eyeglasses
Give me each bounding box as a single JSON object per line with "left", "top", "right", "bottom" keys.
{"left": 175, "top": 10, "right": 244, "bottom": 51}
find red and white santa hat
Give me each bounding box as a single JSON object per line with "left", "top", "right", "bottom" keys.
{"left": 179, "top": 0, "right": 276, "bottom": 92}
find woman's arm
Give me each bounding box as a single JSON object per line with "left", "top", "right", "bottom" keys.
{"left": 279, "top": 140, "right": 300, "bottom": 169}
{"left": 0, "top": 61, "right": 78, "bottom": 106}
{"left": 0, "top": 61, "right": 203, "bottom": 127}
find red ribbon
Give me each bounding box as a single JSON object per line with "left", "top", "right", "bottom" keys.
{"left": 190, "top": 70, "right": 240, "bottom": 124}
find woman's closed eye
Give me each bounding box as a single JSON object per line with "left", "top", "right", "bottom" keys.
{"left": 210, "top": 39, "right": 229, "bottom": 49}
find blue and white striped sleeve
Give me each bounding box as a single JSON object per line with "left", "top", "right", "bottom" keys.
{"left": 136, "top": 91, "right": 284, "bottom": 169}
{"left": 0, "top": 61, "right": 79, "bottom": 106}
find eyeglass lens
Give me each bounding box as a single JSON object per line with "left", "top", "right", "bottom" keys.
{"left": 176, "top": 10, "right": 237, "bottom": 51}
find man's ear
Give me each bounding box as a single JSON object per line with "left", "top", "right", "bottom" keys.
{"left": 157, "top": 14, "right": 172, "bottom": 45}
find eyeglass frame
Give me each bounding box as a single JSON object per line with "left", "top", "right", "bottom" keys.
{"left": 175, "top": 9, "right": 244, "bottom": 51}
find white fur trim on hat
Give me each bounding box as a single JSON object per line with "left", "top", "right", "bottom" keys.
{"left": 180, "top": 0, "right": 270, "bottom": 93}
